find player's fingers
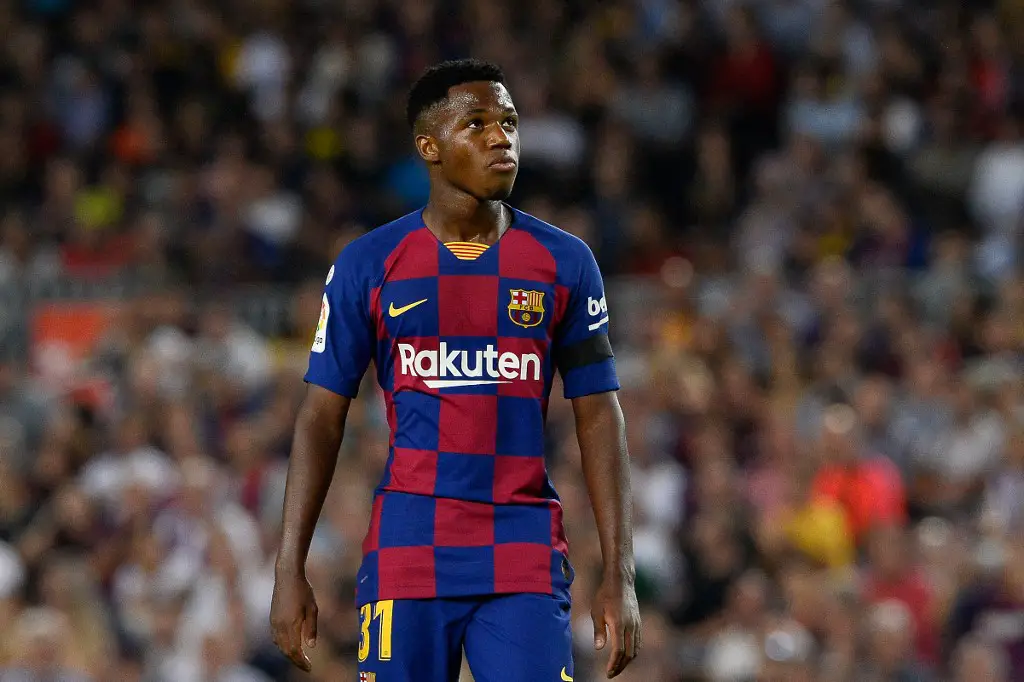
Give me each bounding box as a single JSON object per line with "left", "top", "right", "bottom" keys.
{"left": 286, "top": 636, "right": 310, "bottom": 671}
{"left": 612, "top": 620, "right": 635, "bottom": 677}
{"left": 301, "top": 602, "right": 318, "bottom": 649}
{"left": 274, "top": 621, "right": 311, "bottom": 672}
{"left": 605, "top": 619, "right": 626, "bottom": 677}
{"left": 634, "top": 618, "right": 643, "bottom": 658}
{"left": 593, "top": 612, "right": 607, "bottom": 650}
{"left": 623, "top": 622, "right": 636, "bottom": 662}
{"left": 289, "top": 636, "right": 312, "bottom": 672}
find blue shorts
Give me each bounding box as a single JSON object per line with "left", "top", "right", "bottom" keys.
{"left": 357, "top": 593, "right": 574, "bottom": 682}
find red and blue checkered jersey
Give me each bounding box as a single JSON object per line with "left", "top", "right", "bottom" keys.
{"left": 304, "top": 207, "right": 619, "bottom": 607}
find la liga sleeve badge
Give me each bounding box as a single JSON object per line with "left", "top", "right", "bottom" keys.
{"left": 311, "top": 293, "right": 329, "bottom": 353}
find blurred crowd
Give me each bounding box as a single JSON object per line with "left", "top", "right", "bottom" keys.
{"left": 2, "top": 0, "right": 1024, "bottom": 681}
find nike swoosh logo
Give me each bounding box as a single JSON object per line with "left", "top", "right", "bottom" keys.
{"left": 560, "top": 668, "right": 572, "bottom": 681}
{"left": 389, "top": 299, "right": 428, "bottom": 317}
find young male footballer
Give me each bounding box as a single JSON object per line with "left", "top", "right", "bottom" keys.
{"left": 271, "top": 59, "right": 640, "bottom": 681}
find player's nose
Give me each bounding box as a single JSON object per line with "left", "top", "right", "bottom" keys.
{"left": 487, "top": 123, "right": 513, "bottom": 148}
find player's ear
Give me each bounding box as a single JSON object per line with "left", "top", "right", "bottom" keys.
{"left": 415, "top": 134, "right": 440, "bottom": 163}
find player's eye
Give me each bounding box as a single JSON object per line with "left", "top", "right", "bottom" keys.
{"left": 503, "top": 117, "right": 518, "bottom": 130}
{"left": 467, "top": 118, "right": 483, "bottom": 129}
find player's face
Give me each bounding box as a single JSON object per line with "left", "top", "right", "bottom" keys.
{"left": 434, "top": 81, "right": 520, "bottom": 200}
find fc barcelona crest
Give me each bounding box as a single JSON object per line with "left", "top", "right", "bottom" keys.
{"left": 508, "top": 289, "right": 545, "bottom": 328}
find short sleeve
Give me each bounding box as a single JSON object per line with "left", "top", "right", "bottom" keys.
{"left": 304, "top": 248, "right": 374, "bottom": 398}
{"left": 554, "top": 242, "right": 620, "bottom": 399}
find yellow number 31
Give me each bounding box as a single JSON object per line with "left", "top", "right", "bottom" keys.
{"left": 358, "top": 600, "right": 394, "bottom": 662}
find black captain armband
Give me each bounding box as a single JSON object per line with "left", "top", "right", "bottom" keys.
{"left": 554, "top": 333, "right": 614, "bottom": 371}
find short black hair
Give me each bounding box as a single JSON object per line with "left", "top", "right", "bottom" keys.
{"left": 406, "top": 59, "right": 506, "bottom": 129}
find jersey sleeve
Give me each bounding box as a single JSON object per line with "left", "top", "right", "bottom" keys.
{"left": 554, "top": 241, "right": 620, "bottom": 398}
{"left": 303, "top": 247, "right": 374, "bottom": 398}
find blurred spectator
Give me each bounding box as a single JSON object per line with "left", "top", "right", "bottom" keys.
{"left": 811, "top": 404, "right": 906, "bottom": 543}
{"left": 950, "top": 636, "right": 1009, "bottom": 682}
{"left": 863, "top": 525, "right": 940, "bottom": 667}
{"left": 703, "top": 570, "right": 769, "bottom": 681}
{"left": 758, "top": 620, "right": 816, "bottom": 682}
{"left": 912, "top": 373, "right": 1006, "bottom": 515}
{"left": 0, "top": 607, "right": 95, "bottom": 682}
{"left": 858, "top": 599, "right": 934, "bottom": 682}
{"left": 947, "top": 539, "right": 1024, "bottom": 680}
{"left": 779, "top": 463, "right": 855, "bottom": 570}
{"left": 981, "top": 427, "right": 1024, "bottom": 533}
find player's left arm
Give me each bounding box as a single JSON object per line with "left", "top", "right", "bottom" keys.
{"left": 555, "top": 240, "right": 640, "bottom": 678}
{"left": 573, "top": 390, "right": 641, "bottom": 678}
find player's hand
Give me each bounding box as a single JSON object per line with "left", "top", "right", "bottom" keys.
{"left": 591, "top": 576, "right": 642, "bottom": 678}
{"left": 270, "top": 571, "right": 318, "bottom": 672}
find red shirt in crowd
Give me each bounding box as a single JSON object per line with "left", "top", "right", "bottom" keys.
{"left": 812, "top": 457, "right": 906, "bottom": 541}
{"left": 865, "top": 568, "right": 940, "bottom": 665}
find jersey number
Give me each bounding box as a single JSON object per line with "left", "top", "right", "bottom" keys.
{"left": 358, "top": 600, "right": 394, "bottom": 662}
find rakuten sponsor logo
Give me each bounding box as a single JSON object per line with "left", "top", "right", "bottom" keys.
{"left": 397, "top": 342, "right": 541, "bottom": 388}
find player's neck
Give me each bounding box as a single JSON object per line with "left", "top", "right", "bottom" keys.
{"left": 423, "top": 191, "right": 509, "bottom": 245}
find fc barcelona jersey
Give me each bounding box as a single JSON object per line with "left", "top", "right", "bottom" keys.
{"left": 304, "top": 206, "right": 619, "bottom": 607}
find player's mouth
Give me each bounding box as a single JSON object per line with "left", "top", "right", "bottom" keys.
{"left": 488, "top": 156, "right": 517, "bottom": 172}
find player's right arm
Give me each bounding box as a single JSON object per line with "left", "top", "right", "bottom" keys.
{"left": 271, "top": 385, "right": 350, "bottom": 671}
{"left": 271, "top": 248, "right": 375, "bottom": 671}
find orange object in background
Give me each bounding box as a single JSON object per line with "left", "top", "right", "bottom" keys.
{"left": 30, "top": 302, "right": 119, "bottom": 409}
